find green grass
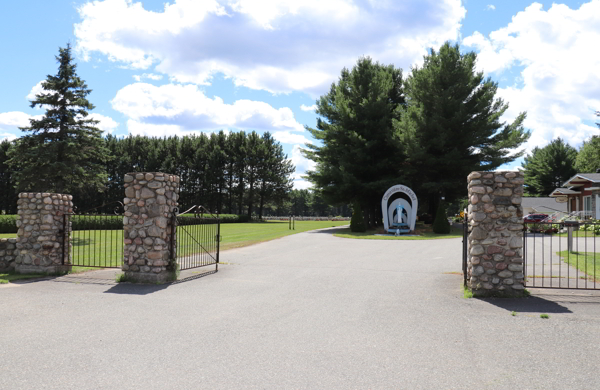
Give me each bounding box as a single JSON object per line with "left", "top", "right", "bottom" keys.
{"left": 0, "top": 272, "right": 46, "bottom": 284}
{"left": 463, "top": 284, "right": 473, "bottom": 298}
{"left": 0, "top": 233, "right": 16, "bottom": 239}
{"left": 334, "top": 225, "right": 463, "bottom": 240}
{"left": 540, "top": 314, "right": 549, "bottom": 319}
{"left": 2, "top": 221, "right": 349, "bottom": 269}
{"left": 557, "top": 250, "right": 600, "bottom": 281}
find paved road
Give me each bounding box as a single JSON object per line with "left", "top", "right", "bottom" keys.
{"left": 1, "top": 227, "right": 600, "bottom": 389}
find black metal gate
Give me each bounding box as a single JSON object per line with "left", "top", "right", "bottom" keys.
{"left": 65, "top": 202, "right": 124, "bottom": 268}
{"left": 462, "top": 214, "right": 469, "bottom": 287}
{"left": 174, "top": 206, "right": 220, "bottom": 272}
{"left": 523, "top": 221, "right": 600, "bottom": 290}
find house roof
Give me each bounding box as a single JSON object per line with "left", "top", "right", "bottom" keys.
{"left": 522, "top": 197, "right": 568, "bottom": 212}
{"left": 562, "top": 173, "right": 600, "bottom": 187}
{"left": 550, "top": 188, "right": 581, "bottom": 196}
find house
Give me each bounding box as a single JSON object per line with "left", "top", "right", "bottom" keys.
{"left": 549, "top": 172, "right": 600, "bottom": 219}
{"left": 521, "top": 197, "right": 567, "bottom": 216}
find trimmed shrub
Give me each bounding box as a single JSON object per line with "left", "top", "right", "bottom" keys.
{"left": 350, "top": 203, "right": 367, "bottom": 232}
{"left": 432, "top": 203, "right": 451, "bottom": 234}
{"left": 0, "top": 215, "right": 17, "bottom": 233}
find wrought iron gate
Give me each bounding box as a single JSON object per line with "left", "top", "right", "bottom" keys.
{"left": 523, "top": 220, "right": 600, "bottom": 290}
{"left": 65, "top": 202, "right": 124, "bottom": 268}
{"left": 174, "top": 206, "right": 220, "bottom": 272}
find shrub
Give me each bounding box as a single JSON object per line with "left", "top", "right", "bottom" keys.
{"left": 0, "top": 215, "right": 17, "bottom": 233}
{"left": 350, "top": 202, "right": 367, "bottom": 232}
{"left": 432, "top": 202, "right": 451, "bottom": 234}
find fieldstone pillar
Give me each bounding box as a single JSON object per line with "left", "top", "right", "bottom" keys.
{"left": 14, "top": 192, "right": 73, "bottom": 274}
{"left": 122, "top": 172, "right": 179, "bottom": 283}
{"left": 467, "top": 171, "right": 525, "bottom": 297}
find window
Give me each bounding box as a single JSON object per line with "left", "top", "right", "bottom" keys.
{"left": 584, "top": 196, "right": 592, "bottom": 218}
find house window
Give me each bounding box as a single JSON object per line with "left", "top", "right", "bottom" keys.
{"left": 584, "top": 195, "right": 592, "bottom": 218}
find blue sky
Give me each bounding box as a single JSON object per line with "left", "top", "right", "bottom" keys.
{"left": 1, "top": 0, "right": 598, "bottom": 189}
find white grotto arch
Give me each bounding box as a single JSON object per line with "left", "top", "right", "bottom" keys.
{"left": 381, "top": 184, "right": 418, "bottom": 233}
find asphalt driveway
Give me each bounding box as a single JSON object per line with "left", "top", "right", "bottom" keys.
{"left": 1, "top": 227, "right": 600, "bottom": 389}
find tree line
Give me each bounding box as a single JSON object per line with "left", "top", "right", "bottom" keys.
{"left": 0, "top": 45, "right": 297, "bottom": 217}
{"left": 1, "top": 131, "right": 295, "bottom": 217}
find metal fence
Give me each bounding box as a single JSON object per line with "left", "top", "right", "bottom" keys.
{"left": 524, "top": 221, "right": 600, "bottom": 290}
{"left": 174, "top": 206, "right": 220, "bottom": 272}
{"left": 66, "top": 213, "right": 124, "bottom": 268}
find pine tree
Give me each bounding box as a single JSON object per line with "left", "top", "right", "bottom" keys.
{"left": 8, "top": 44, "right": 110, "bottom": 194}
{"left": 350, "top": 202, "right": 367, "bottom": 232}
{"left": 432, "top": 201, "right": 451, "bottom": 234}
{"left": 521, "top": 138, "right": 577, "bottom": 195}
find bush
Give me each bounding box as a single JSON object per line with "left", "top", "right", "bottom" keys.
{"left": 0, "top": 215, "right": 17, "bottom": 233}
{"left": 350, "top": 202, "right": 367, "bottom": 232}
{"left": 432, "top": 203, "right": 451, "bottom": 234}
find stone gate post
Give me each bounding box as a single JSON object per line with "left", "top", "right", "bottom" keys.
{"left": 14, "top": 192, "right": 73, "bottom": 274}
{"left": 467, "top": 171, "right": 525, "bottom": 296}
{"left": 122, "top": 172, "right": 179, "bottom": 283}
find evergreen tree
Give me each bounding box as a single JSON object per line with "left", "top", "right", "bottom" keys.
{"left": 8, "top": 44, "right": 110, "bottom": 194}
{"left": 350, "top": 202, "right": 367, "bottom": 232}
{"left": 303, "top": 57, "right": 406, "bottom": 228}
{"left": 0, "top": 140, "right": 17, "bottom": 213}
{"left": 575, "top": 135, "right": 600, "bottom": 173}
{"left": 397, "top": 42, "right": 530, "bottom": 213}
{"left": 432, "top": 201, "right": 451, "bottom": 234}
{"left": 521, "top": 138, "right": 577, "bottom": 195}
{"left": 256, "top": 132, "right": 294, "bottom": 219}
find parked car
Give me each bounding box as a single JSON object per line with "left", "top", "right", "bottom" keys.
{"left": 523, "top": 213, "right": 548, "bottom": 223}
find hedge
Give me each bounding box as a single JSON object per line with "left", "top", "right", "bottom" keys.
{"left": 0, "top": 213, "right": 251, "bottom": 233}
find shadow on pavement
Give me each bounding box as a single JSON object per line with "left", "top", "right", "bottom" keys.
{"left": 104, "top": 269, "right": 217, "bottom": 295}
{"left": 307, "top": 227, "right": 350, "bottom": 235}
{"left": 481, "top": 296, "right": 572, "bottom": 314}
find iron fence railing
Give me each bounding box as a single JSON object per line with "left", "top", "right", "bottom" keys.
{"left": 523, "top": 221, "right": 600, "bottom": 290}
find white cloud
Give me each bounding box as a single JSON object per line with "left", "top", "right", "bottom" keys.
{"left": 300, "top": 104, "right": 317, "bottom": 112}
{"left": 133, "top": 73, "right": 163, "bottom": 82}
{"left": 26, "top": 80, "right": 52, "bottom": 101}
{"left": 463, "top": 1, "right": 600, "bottom": 153}
{"left": 0, "top": 111, "right": 37, "bottom": 128}
{"left": 88, "top": 113, "right": 119, "bottom": 134}
{"left": 75, "top": 0, "right": 466, "bottom": 96}
{"left": 0, "top": 133, "right": 17, "bottom": 142}
{"left": 273, "top": 131, "right": 312, "bottom": 145}
{"left": 486, "top": 5, "right": 496, "bottom": 11}
{"left": 111, "top": 82, "right": 305, "bottom": 135}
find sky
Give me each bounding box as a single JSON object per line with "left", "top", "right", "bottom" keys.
{"left": 1, "top": 0, "right": 599, "bottom": 189}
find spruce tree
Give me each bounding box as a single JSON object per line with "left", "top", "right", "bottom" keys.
{"left": 350, "top": 202, "right": 367, "bottom": 232}
{"left": 8, "top": 43, "right": 110, "bottom": 194}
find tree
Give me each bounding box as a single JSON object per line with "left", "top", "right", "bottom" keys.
{"left": 396, "top": 42, "right": 530, "bottom": 213}
{"left": 521, "top": 138, "right": 577, "bottom": 196}
{"left": 350, "top": 202, "right": 367, "bottom": 232}
{"left": 574, "top": 135, "right": 600, "bottom": 173}
{"left": 256, "top": 132, "right": 294, "bottom": 219}
{"left": 432, "top": 202, "right": 451, "bottom": 234}
{"left": 8, "top": 44, "right": 110, "bottom": 194}
{"left": 0, "top": 140, "right": 17, "bottom": 213}
{"left": 303, "top": 57, "right": 406, "bottom": 228}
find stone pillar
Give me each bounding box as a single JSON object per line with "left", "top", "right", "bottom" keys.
{"left": 14, "top": 193, "right": 73, "bottom": 274}
{"left": 467, "top": 171, "right": 525, "bottom": 297}
{"left": 122, "top": 172, "right": 179, "bottom": 283}
{"left": 0, "top": 238, "right": 18, "bottom": 272}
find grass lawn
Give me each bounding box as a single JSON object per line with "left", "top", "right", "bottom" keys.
{"left": 0, "top": 273, "right": 47, "bottom": 284}
{"left": 334, "top": 222, "right": 463, "bottom": 240}
{"left": 1, "top": 221, "right": 349, "bottom": 269}
{"left": 557, "top": 250, "right": 600, "bottom": 281}
{"left": 0, "top": 233, "right": 16, "bottom": 239}
{"left": 554, "top": 230, "right": 597, "bottom": 237}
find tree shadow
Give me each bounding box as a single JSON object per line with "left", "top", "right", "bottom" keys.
{"left": 71, "top": 237, "right": 92, "bottom": 247}
{"left": 480, "top": 296, "right": 572, "bottom": 314}
{"left": 307, "top": 227, "right": 351, "bottom": 235}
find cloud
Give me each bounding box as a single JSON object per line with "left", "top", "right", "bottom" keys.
{"left": 88, "top": 113, "right": 119, "bottom": 133}
{"left": 486, "top": 5, "right": 496, "bottom": 11}
{"left": 0, "top": 111, "right": 37, "bottom": 128}
{"left": 0, "top": 133, "right": 17, "bottom": 142}
{"left": 133, "top": 73, "right": 163, "bottom": 82}
{"left": 111, "top": 82, "right": 305, "bottom": 136}
{"left": 26, "top": 80, "right": 52, "bottom": 101}
{"left": 272, "top": 131, "right": 312, "bottom": 145}
{"left": 463, "top": 1, "right": 600, "bottom": 153}
{"left": 300, "top": 104, "right": 317, "bottom": 112}
{"left": 75, "top": 0, "right": 466, "bottom": 96}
